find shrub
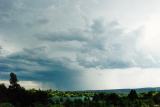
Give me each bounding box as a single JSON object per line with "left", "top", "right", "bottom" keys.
{"left": 0, "top": 102, "right": 14, "bottom": 107}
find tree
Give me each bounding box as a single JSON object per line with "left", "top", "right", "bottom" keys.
{"left": 9, "top": 72, "right": 20, "bottom": 89}
{"left": 128, "top": 90, "right": 138, "bottom": 100}
{"left": 153, "top": 93, "right": 160, "bottom": 104}
{"left": 8, "top": 72, "right": 25, "bottom": 106}
{"left": 0, "top": 84, "right": 8, "bottom": 102}
{"left": 0, "top": 102, "right": 14, "bottom": 107}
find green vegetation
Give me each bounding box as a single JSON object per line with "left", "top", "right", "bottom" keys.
{"left": 1, "top": 73, "right": 160, "bottom": 107}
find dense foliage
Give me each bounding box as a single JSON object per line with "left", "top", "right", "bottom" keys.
{"left": 0, "top": 73, "right": 50, "bottom": 107}
{"left": 1, "top": 73, "right": 160, "bottom": 107}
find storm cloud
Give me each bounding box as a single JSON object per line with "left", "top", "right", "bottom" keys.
{"left": 0, "top": 0, "right": 160, "bottom": 90}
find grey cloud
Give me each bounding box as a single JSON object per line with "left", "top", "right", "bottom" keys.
{"left": 90, "top": 19, "right": 106, "bottom": 33}
{"left": 1, "top": 0, "right": 160, "bottom": 90}
{"left": 0, "top": 47, "right": 83, "bottom": 90}
{"left": 37, "top": 30, "right": 90, "bottom": 42}
{"left": 75, "top": 19, "right": 158, "bottom": 69}
{"left": 0, "top": 0, "right": 159, "bottom": 87}
{"left": 0, "top": 0, "right": 15, "bottom": 11}
{"left": 33, "top": 17, "right": 160, "bottom": 69}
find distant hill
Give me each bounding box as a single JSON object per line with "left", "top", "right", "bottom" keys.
{"left": 85, "top": 87, "right": 160, "bottom": 94}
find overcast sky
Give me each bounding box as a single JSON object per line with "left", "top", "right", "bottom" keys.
{"left": 1, "top": 0, "right": 160, "bottom": 90}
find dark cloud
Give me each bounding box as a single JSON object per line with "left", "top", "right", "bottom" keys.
{"left": 0, "top": 47, "right": 83, "bottom": 90}
{"left": 77, "top": 57, "right": 131, "bottom": 69}
{"left": 0, "top": 0, "right": 160, "bottom": 90}
{"left": 37, "top": 30, "right": 90, "bottom": 42}
{"left": 0, "top": 0, "right": 14, "bottom": 11}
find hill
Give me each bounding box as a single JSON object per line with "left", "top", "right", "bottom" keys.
{"left": 85, "top": 87, "right": 160, "bottom": 94}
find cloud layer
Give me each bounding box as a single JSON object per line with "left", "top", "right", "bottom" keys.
{"left": 0, "top": 0, "right": 160, "bottom": 90}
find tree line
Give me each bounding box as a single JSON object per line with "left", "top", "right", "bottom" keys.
{"left": 1, "top": 73, "right": 160, "bottom": 107}
{"left": 0, "top": 72, "right": 50, "bottom": 107}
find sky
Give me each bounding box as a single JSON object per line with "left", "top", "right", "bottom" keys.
{"left": 1, "top": 0, "right": 160, "bottom": 90}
